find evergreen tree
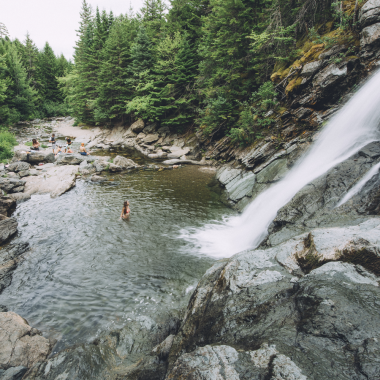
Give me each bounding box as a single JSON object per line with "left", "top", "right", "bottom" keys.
{"left": 22, "top": 33, "right": 39, "bottom": 88}
{"left": 0, "top": 40, "right": 37, "bottom": 122}
{"left": 140, "top": 0, "right": 167, "bottom": 42}
{"left": 95, "top": 16, "right": 138, "bottom": 124}
{"left": 37, "top": 42, "right": 61, "bottom": 102}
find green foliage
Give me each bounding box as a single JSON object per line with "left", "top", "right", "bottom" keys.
{"left": 0, "top": 130, "right": 17, "bottom": 162}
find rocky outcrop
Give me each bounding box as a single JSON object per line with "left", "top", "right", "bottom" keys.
{"left": 266, "top": 141, "right": 380, "bottom": 246}
{"left": 24, "top": 165, "right": 78, "bottom": 198}
{"left": 0, "top": 218, "right": 18, "bottom": 244}
{"left": 0, "top": 179, "right": 26, "bottom": 194}
{"left": 360, "top": 0, "right": 380, "bottom": 28}
{"left": 6, "top": 162, "right": 30, "bottom": 173}
{"left": 0, "top": 312, "right": 54, "bottom": 370}
{"left": 12, "top": 151, "right": 55, "bottom": 164}
{"left": 165, "top": 218, "right": 380, "bottom": 380}
{"left": 0, "top": 243, "right": 29, "bottom": 293}
{"left": 113, "top": 155, "right": 140, "bottom": 170}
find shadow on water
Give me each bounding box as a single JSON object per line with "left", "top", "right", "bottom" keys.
{"left": 0, "top": 163, "right": 234, "bottom": 352}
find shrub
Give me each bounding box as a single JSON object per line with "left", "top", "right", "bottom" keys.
{"left": 0, "top": 130, "right": 17, "bottom": 162}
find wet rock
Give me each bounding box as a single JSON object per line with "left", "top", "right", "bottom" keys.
{"left": 361, "top": 22, "right": 380, "bottom": 47}
{"left": 292, "top": 107, "right": 313, "bottom": 120}
{"left": 108, "top": 163, "right": 122, "bottom": 172}
{"left": 301, "top": 60, "right": 323, "bottom": 77}
{"left": 0, "top": 312, "right": 53, "bottom": 370}
{"left": 167, "top": 344, "right": 307, "bottom": 380}
{"left": 360, "top": 0, "right": 380, "bottom": 28}
{"left": 167, "top": 222, "right": 380, "bottom": 379}
{"left": 0, "top": 243, "right": 29, "bottom": 294}
{"left": 148, "top": 152, "right": 168, "bottom": 159}
{"left": 130, "top": 119, "right": 145, "bottom": 133}
{"left": 12, "top": 151, "right": 55, "bottom": 164}
{"left": 0, "top": 196, "right": 16, "bottom": 216}
{"left": 0, "top": 366, "right": 28, "bottom": 380}
{"left": 93, "top": 159, "right": 109, "bottom": 172}
{"left": 6, "top": 162, "right": 30, "bottom": 173}
{"left": 162, "top": 159, "right": 202, "bottom": 165}
{"left": 113, "top": 155, "right": 140, "bottom": 169}
{"left": 90, "top": 175, "right": 106, "bottom": 182}
{"left": 0, "top": 218, "right": 17, "bottom": 244}
{"left": 9, "top": 193, "right": 31, "bottom": 202}
{"left": 267, "top": 141, "right": 380, "bottom": 245}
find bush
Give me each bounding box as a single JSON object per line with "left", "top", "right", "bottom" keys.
{"left": 0, "top": 130, "right": 18, "bottom": 163}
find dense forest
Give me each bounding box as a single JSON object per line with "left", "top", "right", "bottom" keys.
{"left": 1, "top": 0, "right": 363, "bottom": 144}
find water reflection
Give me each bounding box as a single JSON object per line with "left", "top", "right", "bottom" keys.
{"left": 0, "top": 165, "right": 233, "bottom": 351}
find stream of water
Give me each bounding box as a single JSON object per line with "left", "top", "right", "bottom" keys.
{"left": 185, "top": 70, "right": 380, "bottom": 257}
{"left": 0, "top": 162, "right": 231, "bottom": 352}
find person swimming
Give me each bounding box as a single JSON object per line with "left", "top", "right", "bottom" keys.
{"left": 120, "top": 200, "right": 130, "bottom": 220}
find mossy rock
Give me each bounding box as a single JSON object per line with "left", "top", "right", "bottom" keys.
{"left": 285, "top": 76, "right": 303, "bottom": 95}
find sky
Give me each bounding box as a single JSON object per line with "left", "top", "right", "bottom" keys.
{"left": 0, "top": 0, "right": 146, "bottom": 60}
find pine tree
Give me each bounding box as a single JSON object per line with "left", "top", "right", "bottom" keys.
{"left": 0, "top": 40, "right": 37, "bottom": 122}
{"left": 140, "top": 0, "right": 167, "bottom": 43}
{"left": 0, "top": 23, "right": 9, "bottom": 39}
{"left": 37, "top": 42, "right": 61, "bottom": 102}
{"left": 95, "top": 16, "right": 139, "bottom": 124}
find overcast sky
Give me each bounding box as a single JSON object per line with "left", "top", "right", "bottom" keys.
{"left": 0, "top": 0, "right": 146, "bottom": 60}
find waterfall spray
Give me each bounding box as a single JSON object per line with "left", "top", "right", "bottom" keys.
{"left": 183, "top": 70, "right": 380, "bottom": 258}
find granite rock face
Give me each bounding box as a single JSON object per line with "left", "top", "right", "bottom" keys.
{"left": 0, "top": 312, "right": 53, "bottom": 370}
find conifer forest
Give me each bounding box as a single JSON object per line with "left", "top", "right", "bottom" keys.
{"left": 0, "top": 0, "right": 363, "bottom": 143}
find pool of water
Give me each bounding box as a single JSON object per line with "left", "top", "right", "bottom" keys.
{"left": 0, "top": 163, "right": 234, "bottom": 352}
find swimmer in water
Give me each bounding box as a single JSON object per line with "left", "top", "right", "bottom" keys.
{"left": 120, "top": 200, "right": 130, "bottom": 220}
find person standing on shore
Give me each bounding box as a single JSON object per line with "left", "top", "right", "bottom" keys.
{"left": 49, "top": 133, "right": 56, "bottom": 153}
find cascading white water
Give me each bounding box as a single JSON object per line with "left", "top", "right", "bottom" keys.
{"left": 183, "top": 70, "right": 380, "bottom": 258}
{"left": 336, "top": 161, "right": 380, "bottom": 207}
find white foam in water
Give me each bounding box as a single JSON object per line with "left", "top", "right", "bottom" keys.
{"left": 336, "top": 161, "right": 380, "bottom": 207}
{"left": 182, "top": 70, "right": 380, "bottom": 258}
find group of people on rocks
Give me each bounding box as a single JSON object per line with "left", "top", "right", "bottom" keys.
{"left": 29, "top": 133, "right": 90, "bottom": 156}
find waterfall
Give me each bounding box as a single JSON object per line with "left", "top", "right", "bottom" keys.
{"left": 183, "top": 70, "right": 380, "bottom": 258}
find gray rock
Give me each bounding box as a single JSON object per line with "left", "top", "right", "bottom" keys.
{"left": 6, "top": 172, "right": 19, "bottom": 179}
{"left": 301, "top": 60, "right": 323, "bottom": 77}
{"left": 9, "top": 193, "right": 31, "bottom": 202}
{"left": 0, "top": 217, "right": 17, "bottom": 244}
{"left": 6, "top": 162, "right": 30, "bottom": 173}
{"left": 28, "top": 169, "right": 38, "bottom": 176}
{"left": 12, "top": 151, "right": 55, "bottom": 164}
{"left": 90, "top": 175, "right": 106, "bottom": 182}
{"left": 130, "top": 119, "right": 145, "bottom": 133}
{"left": 18, "top": 170, "right": 30, "bottom": 178}
{"left": 0, "top": 366, "right": 28, "bottom": 380}
{"left": 162, "top": 159, "right": 202, "bottom": 165}
{"left": 361, "top": 22, "right": 380, "bottom": 47}
{"left": 166, "top": 344, "right": 307, "bottom": 380}
{"left": 108, "top": 163, "right": 122, "bottom": 172}
{"left": 143, "top": 123, "right": 157, "bottom": 134}
{"left": 143, "top": 133, "right": 159, "bottom": 144}
{"left": 0, "top": 312, "right": 53, "bottom": 370}
{"left": 0, "top": 243, "right": 29, "bottom": 294}
{"left": 313, "top": 62, "right": 347, "bottom": 89}
{"left": 360, "top": 0, "right": 380, "bottom": 27}
{"left": 319, "top": 44, "right": 347, "bottom": 59}
{"left": 113, "top": 156, "right": 139, "bottom": 169}
{"left": 56, "top": 154, "right": 88, "bottom": 165}
{"left": 157, "top": 126, "right": 170, "bottom": 136}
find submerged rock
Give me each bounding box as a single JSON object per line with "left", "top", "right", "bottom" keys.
{"left": 0, "top": 243, "right": 29, "bottom": 293}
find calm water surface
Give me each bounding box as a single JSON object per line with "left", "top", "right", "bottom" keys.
{"left": 0, "top": 162, "right": 233, "bottom": 351}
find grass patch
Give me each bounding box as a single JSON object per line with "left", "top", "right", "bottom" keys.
{"left": 41, "top": 144, "right": 48, "bottom": 148}
{"left": 25, "top": 141, "right": 33, "bottom": 146}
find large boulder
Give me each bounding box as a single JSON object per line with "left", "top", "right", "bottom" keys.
{"left": 12, "top": 151, "right": 55, "bottom": 164}
{"left": 301, "top": 60, "right": 323, "bottom": 77}
{"left": 130, "top": 119, "right": 145, "bottom": 133}
{"left": 360, "top": 0, "right": 380, "bottom": 27}
{"left": 113, "top": 156, "right": 139, "bottom": 169}
{"left": 142, "top": 133, "right": 159, "bottom": 144}
{"left": 167, "top": 219, "right": 380, "bottom": 380}
{"left": 0, "top": 312, "right": 53, "bottom": 370}
{"left": 55, "top": 154, "right": 94, "bottom": 165}
{"left": 0, "top": 217, "right": 17, "bottom": 244}
{"left": 6, "top": 162, "right": 30, "bottom": 173}
{"left": 94, "top": 159, "right": 109, "bottom": 172}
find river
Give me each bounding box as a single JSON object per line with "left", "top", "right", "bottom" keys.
{"left": 0, "top": 151, "right": 233, "bottom": 353}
